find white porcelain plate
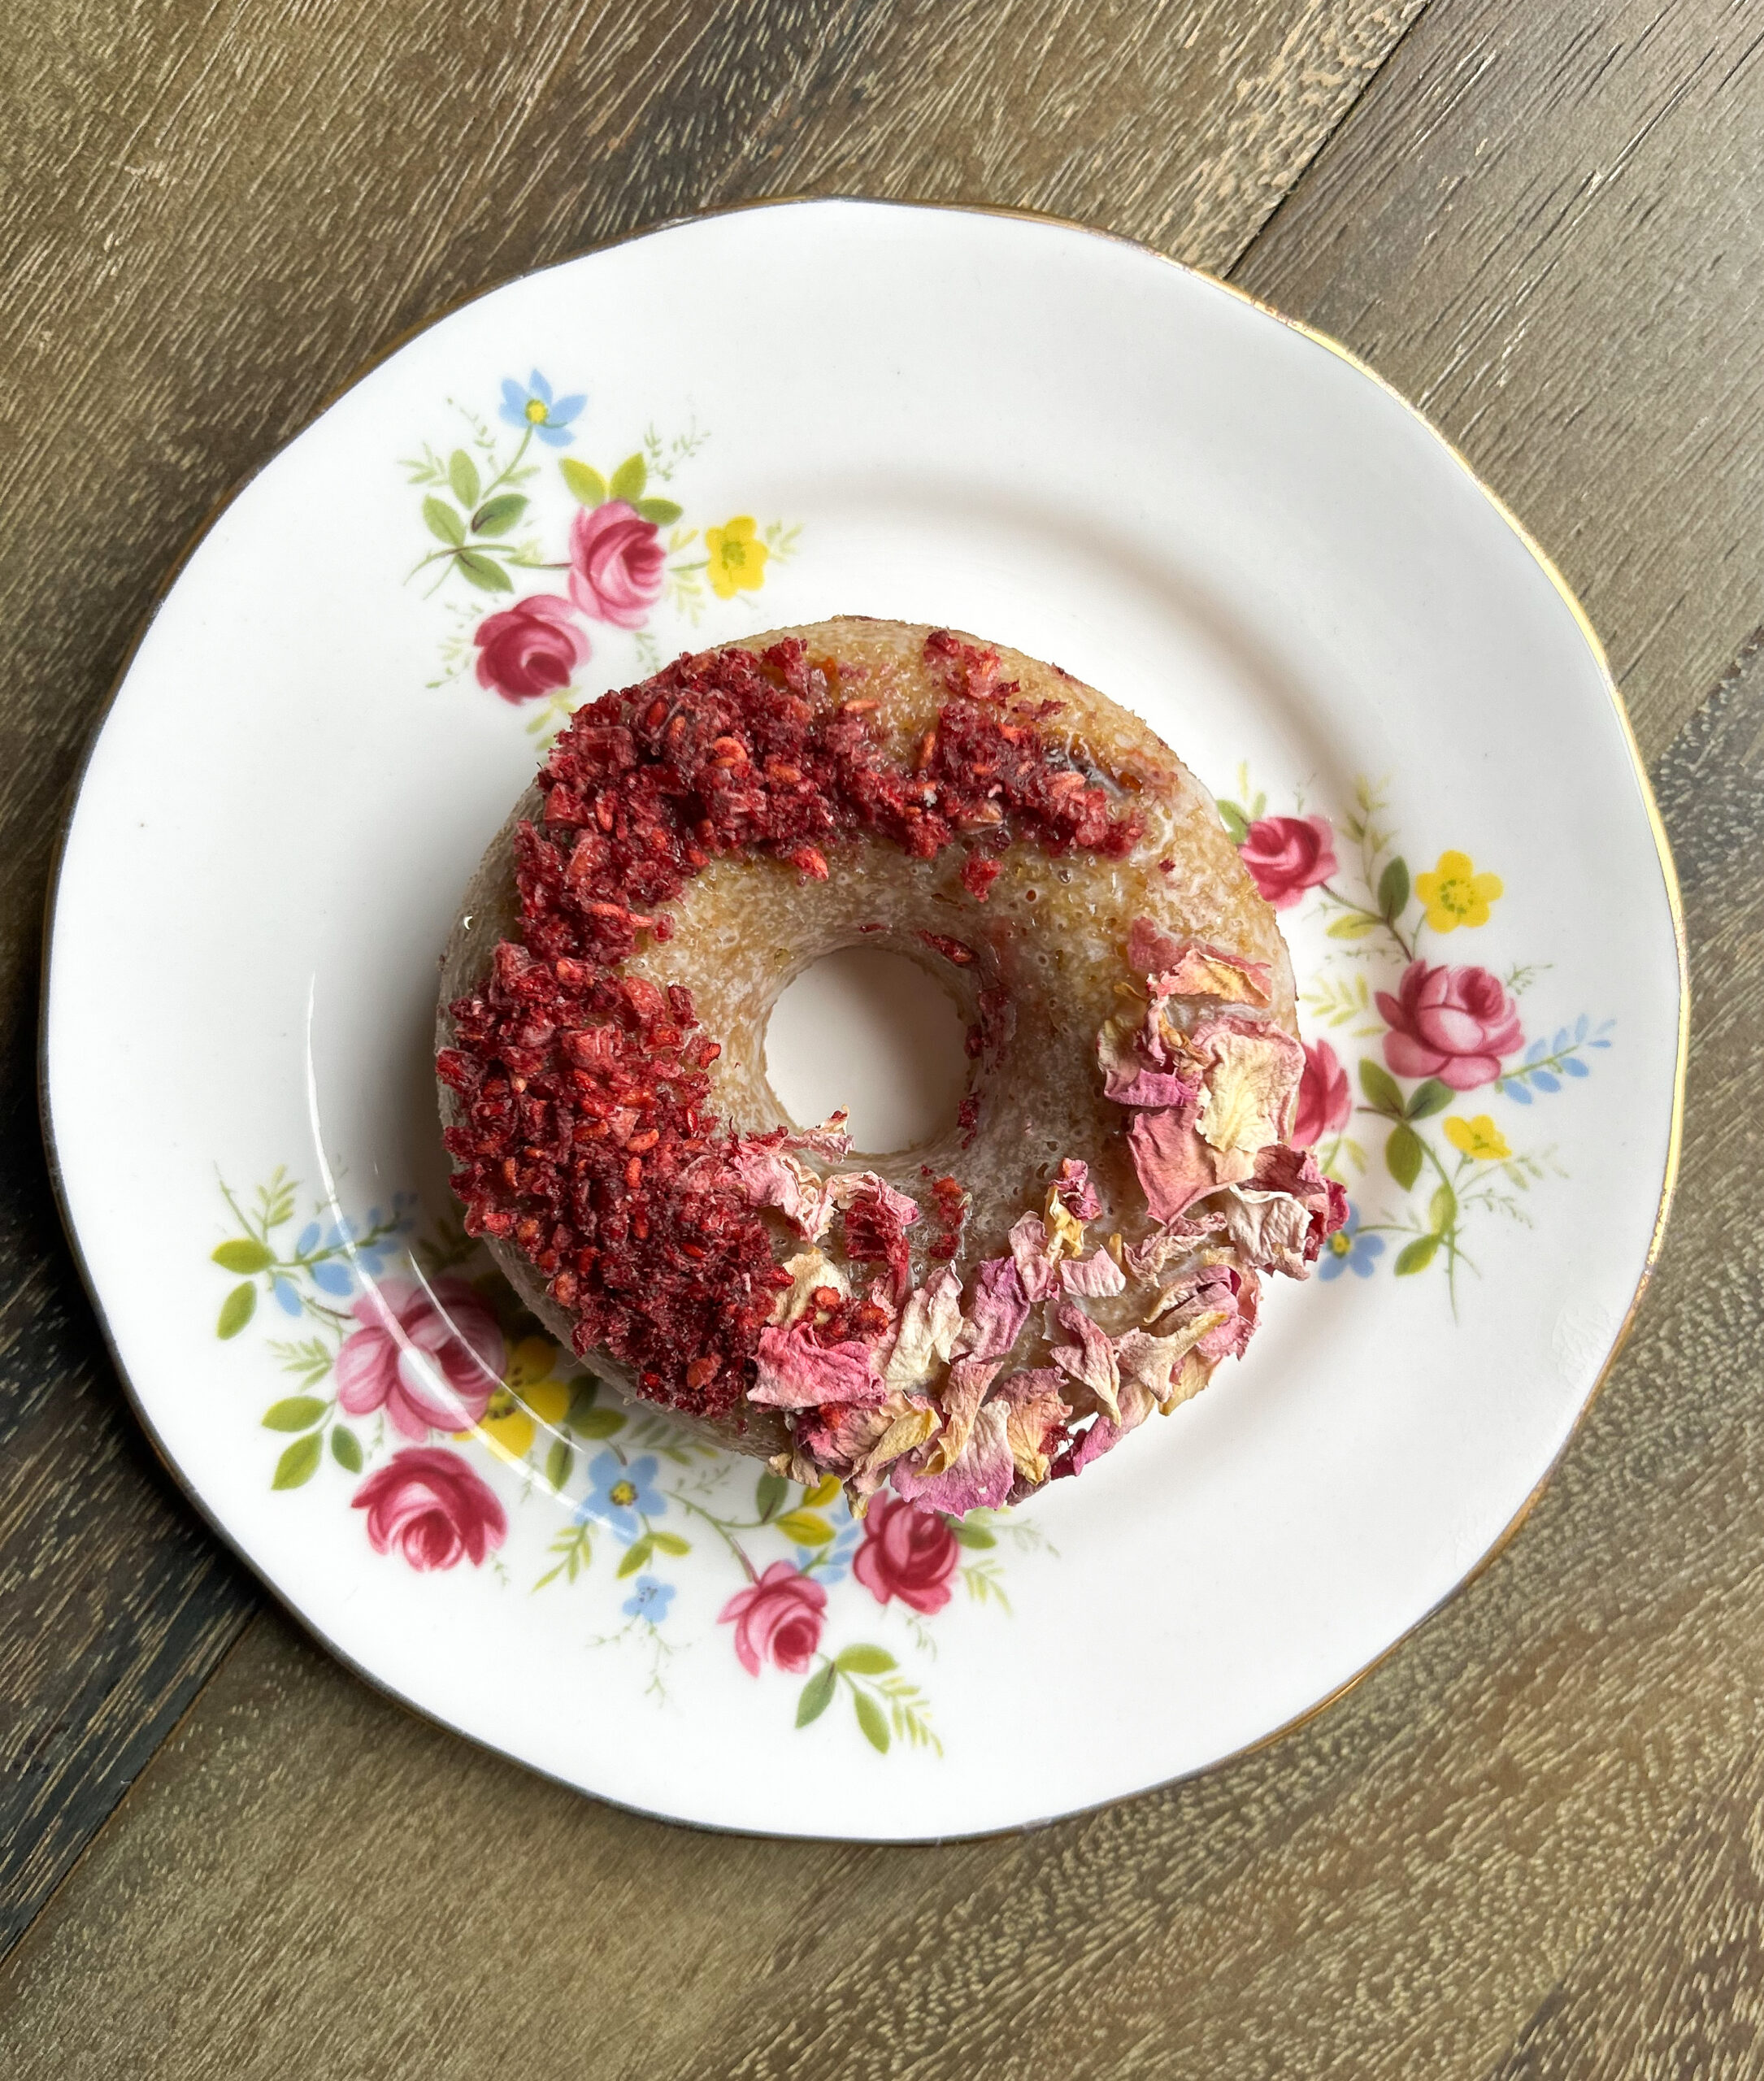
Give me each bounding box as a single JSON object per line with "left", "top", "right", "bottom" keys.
{"left": 44, "top": 201, "right": 1684, "bottom": 1839}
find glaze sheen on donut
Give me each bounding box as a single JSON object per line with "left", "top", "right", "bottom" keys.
{"left": 437, "top": 618, "right": 1345, "bottom": 1514}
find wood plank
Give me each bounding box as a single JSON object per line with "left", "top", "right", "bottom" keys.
{"left": 1486, "top": 1739, "right": 1764, "bottom": 2079}
{"left": 0, "top": 0, "right": 1427, "bottom": 1966}
{"left": 1475, "top": 632, "right": 1764, "bottom": 2081}
{"left": 1233, "top": 0, "right": 1764, "bottom": 767}
{"left": 0, "top": 1048, "right": 256, "bottom": 1952}
{"left": 0, "top": 619, "right": 1754, "bottom": 2078}
{"left": 695, "top": 0, "right": 1435, "bottom": 270}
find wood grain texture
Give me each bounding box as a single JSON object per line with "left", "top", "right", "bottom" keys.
{"left": 1233, "top": 0, "right": 1764, "bottom": 767}
{"left": 0, "top": 0, "right": 1428, "bottom": 1949}
{"left": 1479, "top": 632, "right": 1764, "bottom": 2081}
{"left": 7, "top": 0, "right": 1764, "bottom": 2070}
{"left": 1488, "top": 1740, "right": 1764, "bottom": 2080}
{"left": 0, "top": 636, "right": 1754, "bottom": 2080}
{"left": 0, "top": 909, "right": 254, "bottom": 1953}
{"left": 0, "top": 1194, "right": 252, "bottom": 1955}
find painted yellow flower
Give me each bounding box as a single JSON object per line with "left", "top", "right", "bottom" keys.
{"left": 1445, "top": 1114, "right": 1511, "bottom": 1161}
{"left": 459, "top": 1334, "right": 571, "bottom": 1462}
{"left": 705, "top": 515, "right": 769, "bottom": 599}
{"left": 1416, "top": 849, "right": 1504, "bottom": 932}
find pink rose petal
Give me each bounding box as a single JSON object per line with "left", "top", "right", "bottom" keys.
{"left": 1059, "top": 1249, "right": 1126, "bottom": 1298}
{"left": 958, "top": 1255, "right": 1032, "bottom": 1360}
{"left": 749, "top": 1324, "right": 886, "bottom": 1409}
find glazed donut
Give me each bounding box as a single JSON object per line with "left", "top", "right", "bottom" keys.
{"left": 437, "top": 619, "right": 1344, "bottom": 1514}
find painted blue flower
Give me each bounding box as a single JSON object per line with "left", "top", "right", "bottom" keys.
{"left": 1319, "top": 1201, "right": 1385, "bottom": 1281}
{"left": 806, "top": 1512, "right": 863, "bottom": 1586}
{"left": 498, "top": 369, "right": 584, "bottom": 447}
{"left": 576, "top": 1452, "right": 666, "bottom": 1543}
{"left": 272, "top": 1274, "right": 302, "bottom": 1315}
{"left": 622, "top": 1575, "right": 676, "bottom": 1623}
{"left": 310, "top": 1258, "right": 354, "bottom": 1297}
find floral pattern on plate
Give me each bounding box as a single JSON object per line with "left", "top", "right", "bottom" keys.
{"left": 402, "top": 368, "right": 802, "bottom": 736}
{"left": 207, "top": 1171, "right": 1042, "bottom": 1757}
{"left": 1219, "top": 771, "right": 1614, "bottom": 1309}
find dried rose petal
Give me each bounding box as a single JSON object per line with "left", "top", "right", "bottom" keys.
{"left": 749, "top": 1323, "right": 886, "bottom": 1408}
{"left": 958, "top": 1255, "right": 1032, "bottom": 1361}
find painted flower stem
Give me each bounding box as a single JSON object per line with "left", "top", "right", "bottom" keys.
{"left": 1315, "top": 1130, "right": 1352, "bottom": 1179}
{"left": 1497, "top": 1038, "right": 1596, "bottom": 1092}
{"left": 1417, "top": 1133, "right": 1467, "bottom": 1316}
{"left": 1319, "top": 882, "right": 1416, "bottom": 961}
{"left": 481, "top": 426, "right": 532, "bottom": 499}
{"left": 669, "top": 1490, "right": 764, "bottom": 1579}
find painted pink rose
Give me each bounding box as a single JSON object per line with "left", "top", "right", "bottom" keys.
{"left": 335, "top": 1275, "right": 505, "bottom": 1440}
{"left": 1239, "top": 814, "right": 1337, "bottom": 910}
{"left": 568, "top": 500, "right": 666, "bottom": 628}
{"left": 719, "top": 1562, "right": 828, "bottom": 1675}
{"left": 352, "top": 1447, "right": 508, "bottom": 1571}
{"left": 1293, "top": 1036, "right": 1353, "bottom": 1146}
{"left": 853, "top": 1492, "right": 960, "bottom": 1615}
{"left": 1376, "top": 959, "right": 1524, "bottom": 1091}
{"left": 472, "top": 594, "right": 589, "bottom": 703}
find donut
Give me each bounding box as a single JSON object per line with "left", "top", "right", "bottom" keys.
{"left": 437, "top": 618, "right": 1345, "bottom": 1514}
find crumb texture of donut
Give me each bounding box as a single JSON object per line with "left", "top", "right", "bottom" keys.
{"left": 438, "top": 618, "right": 1345, "bottom": 1514}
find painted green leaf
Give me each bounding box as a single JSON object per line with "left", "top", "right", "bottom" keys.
{"left": 1395, "top": 1235, "right": 1439, "bottom": 1277}
{"left": 1358, "top": 1058, "right": 1404, "bottom": 1117}
{"left": 635, "top": 497, "right": 683, "bottom": 525}
{"left": 1378, "top": 855, "right": 1410, "bottom": 923}
{"left": 650, "top": 1531, "right": 690, "bottom": 1556}
{"left": 455, "top": 549, "right": 513, "bottom": 593}
{"left": 1327, "top": 913, "right": 1378, "bottom": 940}
{"left": 1407, "top": 1078, "right": 1453, "bottom": 1121}
{"left": 775, "top": 1510, "right": 835, "bottom": 1548}
{"left": 330, "top": 1425, "right": 363, "bottom": 1473}
{"left": 609, "top": 452, "right": 647, "bottom": 503}
{"left": 545, "top": 1437, "right": 572, "bottom": 1491}
{"left": 1216, "top": 800, "right": 1249, "bottom": 845}
{"left": 272, "top": 1433, "right": 323, "bottom": 1489}
{"left": 1385, "top": 1122, "right": 1423, "bottom": 1191}
{"left": 423, "top": 496, "right": 465, "bottom": 545}
{"left": 946, "top": 1519, "right": 996, "bottom": 1549}
{"left": 1428, "top": 1184, "right": 1458, "bottom": 1235}
{"left": 217, "top": 1283, "right": 257, "bottom": 1339}
{"left": 755, "top": 1468, "right": 789, "bottom": 1522}
{"left": 472, "top": 493, "right": 528, "bottom": 537}
{"left": 212, "top": 1237, "right": 272, "bottom": 1275}
{"left": 561, "top": 458, "right": 608, "bottom": 506}
{"left": 262, "top": 1396, "right": 326, "bottom": 1432}
{"left": 836, "top": 1645, "right": 897, "bottom": 1675}
{"left": 448, "top": 449, "right": 480, "bottom": 508}
{"left": 853, "top": 1688, "right": 890, "bottom": 1754}
{"left": 569, "top": 1405, "right": 626, "bottom": 1440}
{"left": 616, "top": 1537, "right": 654, "bottom": 1579}
{"left": 796, "top": 1662, "right": 836, "bottom": 1727}
{"left": 567, "top": 1378, "right": 601, "bottom": 1421}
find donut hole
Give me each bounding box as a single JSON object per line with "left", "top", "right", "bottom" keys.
{"left": 763, "top": 946, "right": 971, "bottom": 1155}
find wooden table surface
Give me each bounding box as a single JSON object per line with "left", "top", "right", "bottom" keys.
{"left": 3, "top": 2, "right": 1762, "bottom": 2072}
